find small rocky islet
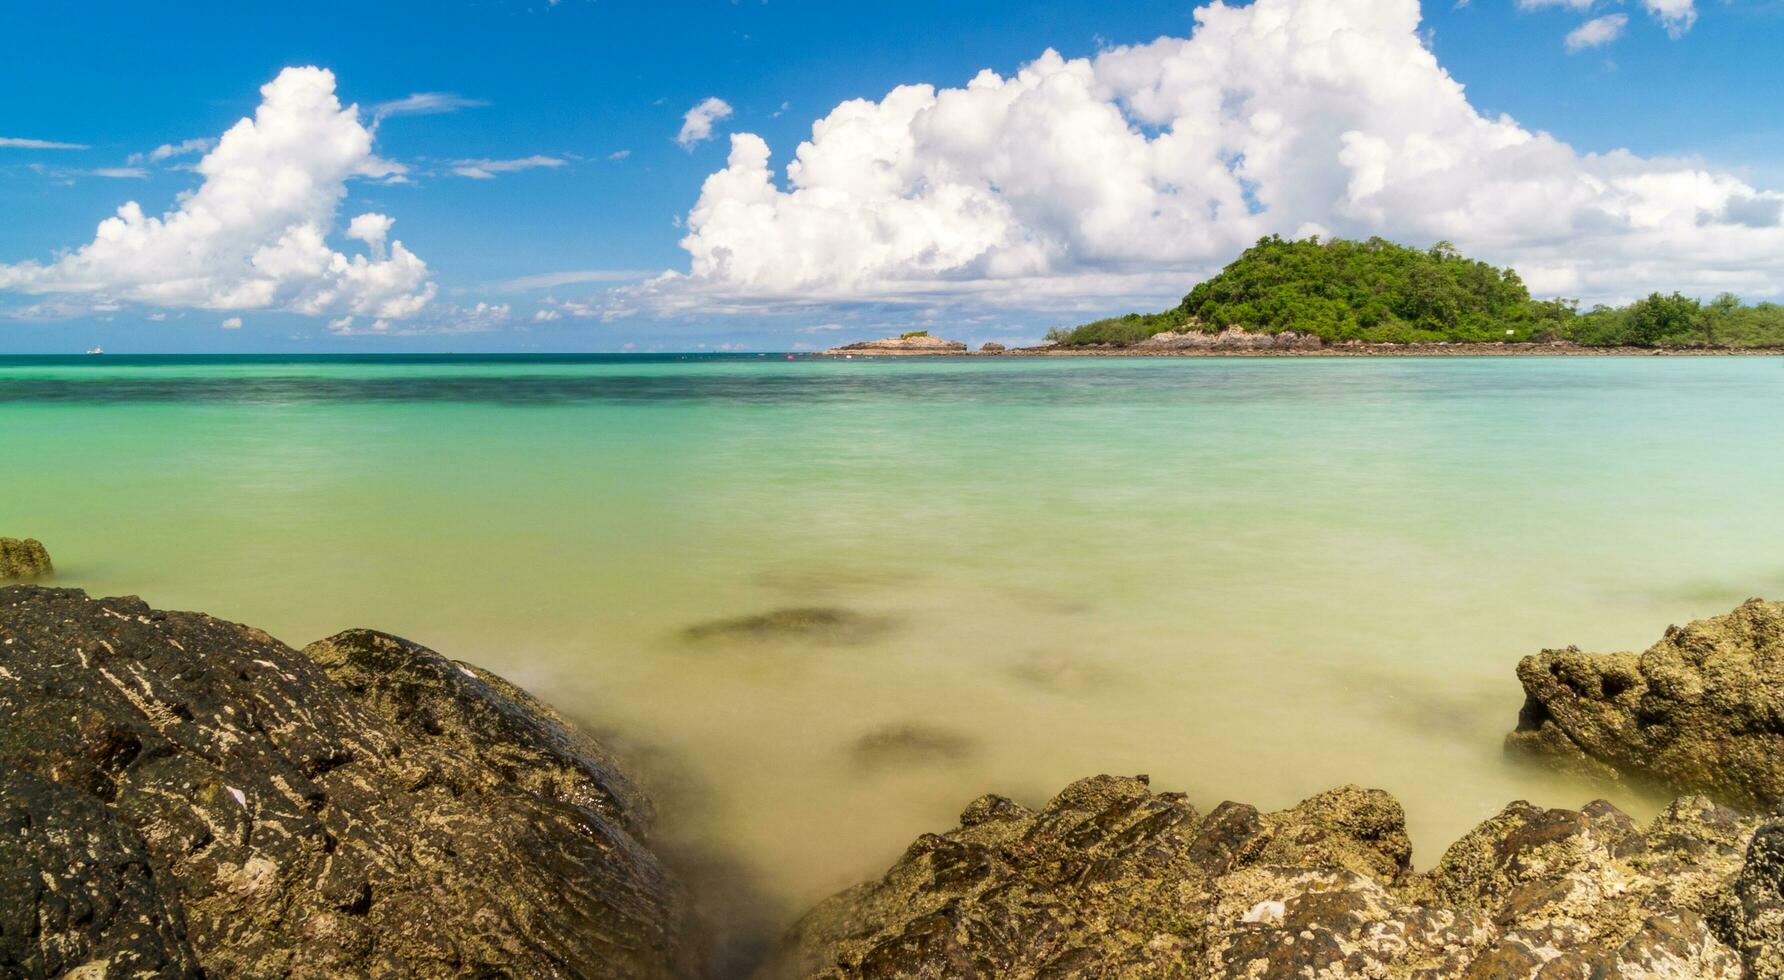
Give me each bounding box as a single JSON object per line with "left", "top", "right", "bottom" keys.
{"left": 3, "top": 565, "right": 1783, "bottom": 977}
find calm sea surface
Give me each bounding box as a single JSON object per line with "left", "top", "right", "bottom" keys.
{"left": 5, "top": 354, "right": 1782, "bottom": 914}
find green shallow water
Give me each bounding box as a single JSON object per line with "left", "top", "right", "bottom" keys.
{"left": 5, "top": 353, "right": 1783, "bottom": 914}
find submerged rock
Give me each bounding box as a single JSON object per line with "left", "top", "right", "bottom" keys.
{"left": 758, "top": 774, "right": 1769, "bottom": 979}
{"left": 851, "top": 724, "right": 974, "bottom": 771}
{"left": 1005, "top": 651, "right": 1112, "bottom": 693}
{"left": 1506, "top": 598, "right": 1784, "bottom": 810}
{"left": 0, "top": 586, "right": 691, "bottom": 979}
{"left": 0, "top": 537, "right": 52, "bottom": 580}
{"left": 681, "top": 606, "right": 892, "bottom": 645}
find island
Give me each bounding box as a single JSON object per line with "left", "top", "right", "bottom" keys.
{"left": 821, "top": 330, "right": 970, "bottom": 355}
{"left": 1017, "top": 236, "right": 1784, "bottom": 356}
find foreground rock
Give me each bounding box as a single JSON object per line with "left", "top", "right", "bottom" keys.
{"left": 823, "top": 334, "right": 969, "bottom": 355}
{"left": 0, "top": 537, "right": 52, "bottom": 580}
{"left": 1507, "top": 598, "right": 1784, "bottom": 811}
{"left": 0, "top": 586, "right": 690, "bottom": 979}
{"left": 761, "top": 774, "right": 1776, "bottom": 979}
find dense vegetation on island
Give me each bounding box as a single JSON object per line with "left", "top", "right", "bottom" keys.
{"left": 1048, "top": 236, "right": 1784, "bottom": 348}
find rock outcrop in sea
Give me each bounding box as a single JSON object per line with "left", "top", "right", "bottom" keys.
{"left": 0, "top": 537, "right": 52, "bottom": 580}
{"left": 823, "top": 334, "right": 969, "bottom": 355}
{"left": 0, "top": 586, "right": 692, "bottom": 979}
{"left": 759, "top": 773, "right": 1778, "bottom": 979}
{"left": 1507, "top": 597, "right": 1784, "bottom": 811}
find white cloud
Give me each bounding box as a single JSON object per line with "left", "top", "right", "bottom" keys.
{"left": 608, "top": 149, "right": 632, "bottom": 160}
{"left": 492, "top": 268, "right": 654, "bottom": 291}
{"left": 1641, "top": 0, "right": 1696, "bottom": 37}
{"left": 449, "top": 155, "right": 566, "bottom": 179}
{"left": 221, "top": 316, "right": 242, "bottom": 329}
{"left": 89, "top": 167, "right": 150, "bottom": 179}
{"left": 328, "top": 301, "right": 509, "bottom": 336}
{"left": 128, "top": 138, "right": 216, "bottom": 165}
{"left": 1566, "top": 13, "right": 1628, "bottom": 51}
{"left": 0, "top": 137, "right": 89, "bottom": 150}
{"left": 371, "top": 92, "right": 488, "bottom": 124}
{"left": 628, "top": 0, "right": 1784, "bottom": 315}
{"left": 1520, "top": 0, "right": 1695, "bottom": 41}
{"left": 676, "top": 97, "right": 734, "bottom": 149}
{"left": 0, "top": 67, "right": 435, "bottom": 320}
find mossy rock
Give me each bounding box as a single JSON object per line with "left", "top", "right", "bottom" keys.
{"left": 0, "top": 537, "right": 52, "bottom": 580}
{"left": 758, "top": 774, "right": 1764, "bottom": 978}
{"left": 1506, "top": 598, "right": 1784, "bottom": 811}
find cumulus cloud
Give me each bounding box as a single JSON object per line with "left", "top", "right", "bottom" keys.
{"left": 0, "top": 67, "right": 435, "bottom": 320}
{"left": 221, "top": 316, "right": 242, "bottom": 329}
{"left": 676, "top": 97, "right": 734, "bottom": 149}
{"left": 1566, "top": 13, "right": 1628, "bottom": 51}
{"left": 626, "top": 0, "right": 1782, "bottom": 315}
{"left": 449, "top": 155, "right": 565, "bottom": 179}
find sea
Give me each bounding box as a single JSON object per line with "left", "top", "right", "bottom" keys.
{"left": 5, "top": 352, "right": 1781, "bottom": 915}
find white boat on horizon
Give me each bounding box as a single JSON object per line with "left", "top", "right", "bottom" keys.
{"left": 86, "top": 346, "right": 103, "bottom": 355}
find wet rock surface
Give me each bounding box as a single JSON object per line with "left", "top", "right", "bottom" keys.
{"left": 0, "top": 537, "right": 52, "bottom": 580}
{"left": 1506, "top": 598, "right": 1784, "bottom": 810}
{"left": 0, "top": 586, "right": 691, "bottom": 979}
{"left": 759, "top": 774, "right": 1775, "bottom": 979}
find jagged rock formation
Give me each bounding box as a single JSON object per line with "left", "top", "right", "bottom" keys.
{"left": 0, "top": 537, "right": 52, "bottom": 580}
{"left": 824, "top": 335, "right": 969, "bottom": 355}
{"left": 759, "top": 774, "right": 1776, "bottom": 979}
{"left": 1507, "top": 598, "right": 1784, "bottom": 811}
{"left": 0, "top": 586, "right": 690, "bottom": 979}
{"left": 977, "top": 343, "right": 1006, "bottom": 354}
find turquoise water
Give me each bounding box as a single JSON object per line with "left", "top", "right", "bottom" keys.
{"left": 5, "top": 354, "right": 1783, "bottom": 914}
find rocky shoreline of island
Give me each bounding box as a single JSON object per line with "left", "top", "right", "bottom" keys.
{"left": 820, "top": 331, "right": 1784, "bottom": 358}
{"left": 5, "top": 541, "right": 1783, "bottom": 977}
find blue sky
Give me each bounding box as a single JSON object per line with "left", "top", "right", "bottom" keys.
{"left": 3, "top": 0, "right": 1783, "bottom": 352}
